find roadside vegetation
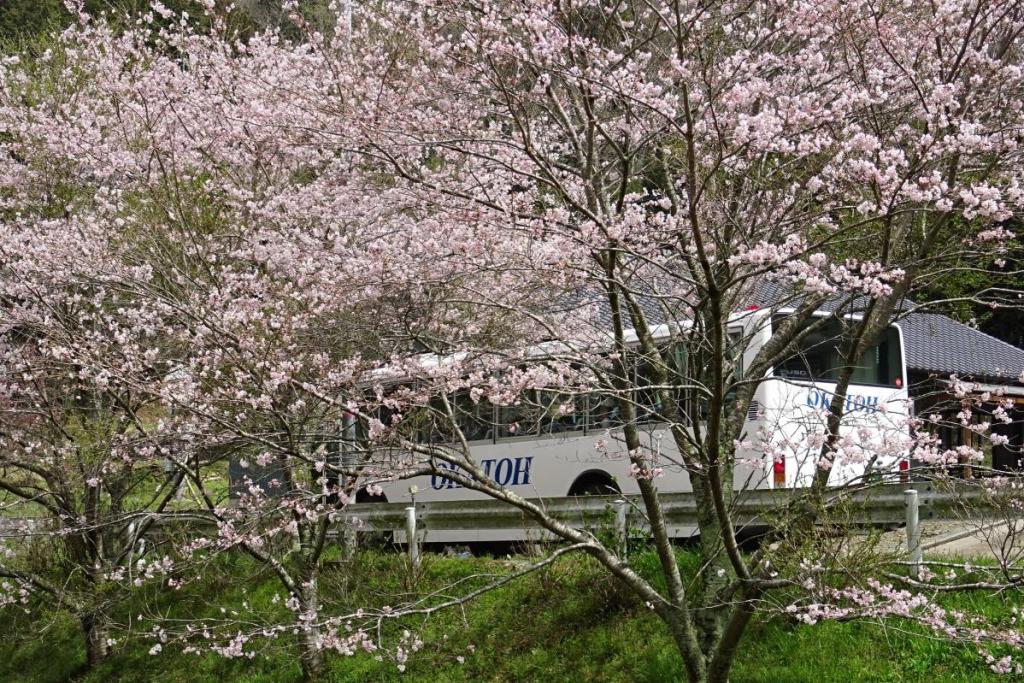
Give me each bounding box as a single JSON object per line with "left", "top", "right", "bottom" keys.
{"left": 0, "top": 547, "right": 1013, "bottom": 682}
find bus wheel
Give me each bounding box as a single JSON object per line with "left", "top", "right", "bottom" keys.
{"left": 568, "top": 471, "right": 620, "bottom": 496}
{"left": 352, "top": 488, "right": 392, "bottom": 547}
{"left": 354, "top": 488, "right": 389, "bottom": 504}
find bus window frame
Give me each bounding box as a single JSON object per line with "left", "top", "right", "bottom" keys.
{"left": 768, "top": 314, "right": 907, "bottom": 389}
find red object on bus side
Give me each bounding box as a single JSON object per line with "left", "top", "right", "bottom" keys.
{"left": 773, "top": 459, "right": 786, "bottom": 487}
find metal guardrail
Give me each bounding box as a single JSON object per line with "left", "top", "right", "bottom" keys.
{"left": 0, "top": 483, "right": 1004, "bottom": 545}
{"left": 341, "top": 482, "right": 992, "bottom": 535}
{"left": 0, "top": 516, "right": 45, "bottom": 537}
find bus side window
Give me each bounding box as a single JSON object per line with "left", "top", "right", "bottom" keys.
{"left": 498, "top": 391, "right": 542, "bottom": 438}
{"left": 452, "top": 390, "right": 494, "bottom": 442}
{"left": 415, "top": 391, "right": 496, "bottom": 444}
{"left": 538, "top": 391, "right": 585, "bottom": 434}
{"left": 425, "top": 396, "right": 454, "bottom": 443}
{"left": 669, "top": 343, "right": 692, "bottom": 424}
{"left": 637, "top": 358, "right": 667, "bottom": 424}
{"left": 377, "top": 386, "right": 431, "bottom": 444}
{"left": 724, "top": 330, "right": 745, "bottom": 408}
{"left": 588, "top": 394, "right": 622, "bottom": 430}
{"left": 772, "top": 316, "right": 905, "bottom": 388}
{"left": 728, "top": 331, "right": 744, "bottom": 380}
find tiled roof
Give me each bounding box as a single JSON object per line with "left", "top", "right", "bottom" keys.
{"left": 578, "top": 280, "right": 1024, "bottom": 383}
{"left": 751, "top": 281, "right": 1024, "bottom": 382}
{"left": 898, "top": 312, "right": 1024, "bottom": 382}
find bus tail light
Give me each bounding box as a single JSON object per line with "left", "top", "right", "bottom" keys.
{"left": 773, "top": 459, "right": 785, "bottom": 487}
{"left": 899, "top": 458, "right": 909, "bottom": 484}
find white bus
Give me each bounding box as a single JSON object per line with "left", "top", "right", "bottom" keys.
{"left": 362, "top": 308, "right": 911, "bottom": 541}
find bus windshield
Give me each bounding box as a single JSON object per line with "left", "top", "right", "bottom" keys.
{"left": 772, "top": 316, "right": 904, "bottom": 387}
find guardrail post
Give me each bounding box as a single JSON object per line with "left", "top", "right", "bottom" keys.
{"left": 341, "top": 517, "right": 357, "bottom": 561}
{"left": 614, "top": 499, "right": 628, "bottom": 561}
{"left": 905, "top": 489, "right": 921, "bottom": 579}
{"left": 405, "top": 506, "right": 420, "bottom": 569}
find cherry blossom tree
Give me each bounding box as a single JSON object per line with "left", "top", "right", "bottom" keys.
{"left": 2, "top": 0, "right": 1024, "bottom": 680}
{"left": 0, "top": 189, "right": 191, "bottom": 666}
{"left": 304, "top": 1, "right": 1024, "bottom": 679}
{"left": 0, "top": 11, "right": 520, "bottom": 676}
{"left": 0, "top": 20, "right": 375, "bottom": 674}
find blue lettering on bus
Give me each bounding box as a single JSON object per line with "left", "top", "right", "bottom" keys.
{"left": 805, "top": 389, "right": 879, "bottom": 413}
{"left": 430, "top": 462, "right": 461, "bottom": 490}
{"left": 494, "top": 459, "right": 512, "bottom": 486}
{"left": 512, "top": 456, "right": 533, "bottom": 485}
{"left": 430, "top": 456, "right": 534, "bottom": 490}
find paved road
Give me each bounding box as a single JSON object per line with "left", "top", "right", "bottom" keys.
{"left": 879, "top": 520, "right": 1021, "bottom": 560}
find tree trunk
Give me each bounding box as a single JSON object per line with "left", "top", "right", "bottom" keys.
{"left": 690, "top": 472, "right": 730, "bottom": 653}
{"left": 705, "top": 596, "right": 757, "bottom": 683}
{"left": 81, "top": 612, "right": 112, "bottom": 670}
{"left": 297, "top": 579, "right": 324, "bottom": 681}
{"left": 298, "top": 627, "right": 325, "bottom": 681}
{"left": 661, "top": 607, "right": 708, "bottom": 683}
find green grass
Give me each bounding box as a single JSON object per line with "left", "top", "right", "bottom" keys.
{"left": 0, "top": 549, "right": 1015, "bottom": 683}
{"left": 0, "top": 460, "right": 231, "bottom": 519}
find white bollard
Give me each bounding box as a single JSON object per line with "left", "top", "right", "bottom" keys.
{"left": 405, "top": 506, "right": 420, "bottom": 569}
{"left": 905, "top": 489, "right": 922, "bottom": 579}
{"left": 614, "top": 499, "right": 628, "bottom": 561}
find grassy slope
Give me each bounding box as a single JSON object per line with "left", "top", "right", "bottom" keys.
{"left": 0, "top": 549, "right": 1014, "bottom": 683}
